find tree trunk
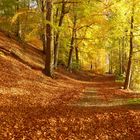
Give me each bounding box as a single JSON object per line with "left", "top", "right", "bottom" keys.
{"left": 54, "top": 0, "right": 65, "bottom": 68}
{"left": 67, "top": 16, "right": 77, "bottom": 70}
{"left": 109, "top": 51, "right": 112, "bottom": 74}
{"left": 41, "top": 0, "right": 46, "bottom": 53}
{"left": 124, "top": 11, "right": 134, "bottom": 89}
{"left": 121, "top": 37, "right": 125, "bottom": 74}
{"left": 75, "top": 46, "right": 79, "bottom": 64}
{"left": 54, "top": 32, "right": 60, "bottom": 68}
{"left": 119, "top": 38, "right": 123, "bottom": 75}
{"left": 75, "top": 31, "right": 79, "bottom": 65}
{"left": 90, "top": 61, "right": 93, "bottom": 70}
{"left": 45, "top": 0, "right": 54, "bottom": 77}
{"left": 67, "top": 34, "right": 75, "bottom": 70}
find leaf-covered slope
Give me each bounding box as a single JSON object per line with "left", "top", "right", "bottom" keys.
{"left": 0, "top": 31, "right": 140, "bottom": 140}
{"left": 0, "top": 32, "right": 45, "bottom": 69}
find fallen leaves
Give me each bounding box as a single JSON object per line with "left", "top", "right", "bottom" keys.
{"left": 0, "top": 42, "right": 140, "bottom": 139}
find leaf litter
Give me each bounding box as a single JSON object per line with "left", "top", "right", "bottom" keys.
{"left": 0, "top": 32, "right": 140, "bottom": 139}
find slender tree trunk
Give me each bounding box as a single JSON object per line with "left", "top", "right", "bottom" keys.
{"left": 41, "top": 0, "right": 46, "bottom": 53}
{"left": 90, "top": 61, "right": 93, "bottom": 70}
{"left": 109, "top": 51, "right": 112, "bottom": 74}
{"left": 67, "top": 16, "right": 77, "bottom": 70}
{"left": 45, "top": 0, "right": 54, "bottom": 77}
{"left": 75, "top": 46, "right": 79, "bottom": 64}
{"left": 67, "top": 32, "right": 75, "bottom": 70}
{"left": 124, "top": 11, "right": 134, "bottom": 89}
{"left": 119, "top": 38, "right": 123, "bottom": 75}
{"left": 54, "top": 33, "right": 60, "bottom": 68}
{"left": 54, "top": 0, "right": 65, "bottom": 68}
{"left": 121, "top": 37, "right": 125, "bottom": 74}
{"left": 75, "top": 32, "right": 79, "bottom": 65}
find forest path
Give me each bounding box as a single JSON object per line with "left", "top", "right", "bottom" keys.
{"left": 69, "top": 74, "right": 140, "bottom": 107}
{"left": 0, "top": 32, "right": 140, "bottom": 139}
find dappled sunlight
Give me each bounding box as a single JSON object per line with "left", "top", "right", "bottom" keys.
{"left": 0, "top": 0, "right": 140, "bottom": 139}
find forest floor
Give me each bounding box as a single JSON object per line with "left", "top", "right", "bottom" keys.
{"left": 0, "top": 31, "right": 140, "bottom": 140}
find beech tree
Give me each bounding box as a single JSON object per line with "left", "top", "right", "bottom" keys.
{"left": 45, "top": 0, "right": 54, "bottom": 77}
{"left": 54, "top": 0, "right": 68, "bottom": 69}
{"left": 124, "top": 2, "right": 134, "bottom": 89}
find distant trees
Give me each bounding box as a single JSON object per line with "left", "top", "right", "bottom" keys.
{"left": 54, "top": 0, "right": 67, "bottom": 69}
{"left": 124, "top": 0, "right": 140, "bottom": 90}
{"left": 92, "top": 0, "right": 140, "bottom": 90}
{"left": 67, "top": 15, "right": 77, "bottom": 70}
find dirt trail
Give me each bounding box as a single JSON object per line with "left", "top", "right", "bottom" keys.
{"left": 0, "top": 59, "right": 139, "bottom": 140}
{"left": 0, "top": 32, "right": 140, "bottom": 139}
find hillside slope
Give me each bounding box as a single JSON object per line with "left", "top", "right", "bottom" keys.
{"left": 0, "top": 53, "right": 85, "bottom": 108}
{"left": 0, "top": 32, "right": 45, "bottom": 69}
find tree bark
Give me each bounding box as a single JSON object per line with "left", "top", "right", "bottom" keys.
{"left": 75, "top": 46, "right": 79, "bottom": 64}
{"left": 90, "top": 61, "right": 93, "bottom": 70}
{"left": 45, "top": 0, "right": 54, "bottom": 77}
{"left": 67, "top": 16, "right": 77, "bottom": 70}
{"left": 119, "top": 38, "right": 123, "bottom": 75}
{"left": 124, "top": 10, "right": 134, "bottom": 89}
{"left": 75, "top": 31, "right": 79, "bottom": 65}
{"left": 109, "top": 51, "right": 112, "bottom": 74}
{"left": 41, "top": 0, "right": 46, "bottom": 53}
{"left": 121, "top": 37, "right": 125, "bottom": 74}
{"left": 54, "top": 0, "right": 66, "bottom": 68}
